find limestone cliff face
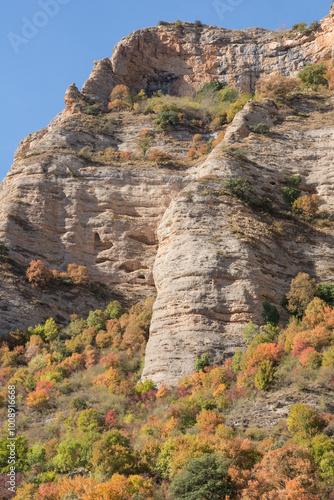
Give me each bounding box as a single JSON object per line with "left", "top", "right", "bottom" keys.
{"left": 142, "top": 98, "right": 334, "bottom": 384}
{"left": 80, "top": 6, "right": 334, "bottom": 104}
{"left": 1, "top": 4, "right": 334, "bottom": 384}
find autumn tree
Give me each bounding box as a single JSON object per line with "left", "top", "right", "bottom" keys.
{"left": 286, "top": 273, "right": 317, "bottom": 318}
{"left": 293, "top": 194, "right": 320, "bottom": 219}
{"left": 135, "top": 129, "right": 153, "bottom": 157}
{"left": 287, "top": 403, "right": 326, "bottom": 437}
{"left": 241, "top": 445, "right": 319, "bottom": 498}
{"left": 67, "top": 263, "right": 89, "bottom": 286}
{"left": 91, "top": 430, "right": 138, "bottom": 476}
{"left": 26, "top": 260, "right": 53, "bottom": 287}
{"left": 108, "top": 85, "right": 133, "bottom": 111}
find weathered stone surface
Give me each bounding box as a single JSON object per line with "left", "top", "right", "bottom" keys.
{"left": 141, "top": 97, "right": 334, "bottom": 385}
{"left": 224, "top": 99, "right": 279, "bottom": 144}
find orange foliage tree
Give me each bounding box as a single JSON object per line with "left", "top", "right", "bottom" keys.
{"left": 293, "top": 194, "right": 320, "bottom": 219}
{"left": 26, "top": 260, "right": 53, "bottom": 287}
{"left": 241, "top": 445, "right": 319, "bottom": 499}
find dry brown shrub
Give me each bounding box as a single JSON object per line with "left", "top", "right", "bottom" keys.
{"left": 255, "top": 73, "right": 299, "bottom": 101}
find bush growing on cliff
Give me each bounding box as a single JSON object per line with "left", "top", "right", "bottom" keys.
{"left": 298, "top": 63, "right": 329, "bottom": 88}
{"left": 251, "top": 122, "right": 271, "bottom": 136}
{"left": 281, "top": 174, "right": 301, "bottom": 206}
{"left": 292, "top": 194, "right": 320, "bottom": 219}
{"left": 286, "top": 272, "right": 317, "bottom": 318}
{"left": 255, "top": 73, "right": 299, "bottom": 101}
{"left": 86, "top": 104, "right": 101, "bottom": 116}
{"left": 226, "top": 93, "right": 252, "bottom": 122}
{"left": 292, "top": 20, "right": 320, "bottom": 35}
{"left": 26, "top": 260, "right": 53, "bottom": 287}
{"left": 221, "top": 177, "right": 253, "bottom": 201}
{"left": 148, "top": 149, "right": 173, "bottom": 167}
{"left": 195, "top": 352, "right": 211, "bottom": 372}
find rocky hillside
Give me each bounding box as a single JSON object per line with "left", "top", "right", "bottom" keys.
{"left": 1, "top": 3, "right": 334, "bottom": 386}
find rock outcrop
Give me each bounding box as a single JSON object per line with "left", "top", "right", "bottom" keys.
{"left": 79, "top": 6, "right": 334, "bottom": 105}
{"left": 1, "top": 4, "right": 334, "bottom": 385}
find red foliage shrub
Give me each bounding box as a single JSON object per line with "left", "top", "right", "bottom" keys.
{"left": 100, "top": 352, "right": 120, "bottom": 369}
{"left": 120, "top": 151, "right": 132, "bottom": 160}
{"left": 292, "top": 338, "right": 309, "bottom": 357}
{"left": 298, "top": 347, "right": 322, "bottom": 368}
{"left": 105, "top": 409, "right": 118, "bottom": 429}
{"left": 60, "top": 353, "right": 85, "bottom": 375}
{"left": 36, "top": 482, "right": 59, "bottom": 500}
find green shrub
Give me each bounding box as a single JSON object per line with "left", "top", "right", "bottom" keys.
{"left": 175, "top": 19, "right": 183, "bottom": 28}
{"left": 251, "top": 123, "right": 271, "bottom": 135}
{"left": 169, "top": 454, "right": 232, "bottom": 500}
{"left": 221, "top": 177, "right": 252, "bottom": 201}
{"left": 281, "top": 174, "right": 301, "bottom": 206}
{"left": 242, "top": 321, "right": 260, "bottom": 345}
{"left": 320, "top": 451, "right": 334, "bottom": 478}
{"left": 292, "top": 21, "right": 308, "bottom": 33}
{"left": 298, "top": 63, "right": 328, "bottom": 88}
{"left": 310, "top": 435, "right": 334, "bottom": 464}
{"left": 226, "top": 94, "right": 252, "bottom": 122}
{"left": 250, "top": 196, "right": 274, "bottom": 213}
{"left": 135, "top": 379, "right": 156, "bottom": 395}
{"left": 155, "top": 109, "right": 181, "bottom": 129}
{"left": 195, "top": 352, "right": 211, "bottom": 372}
{"left": 105, "top": 300, "right": 127, "bottom": 319}
{"left": 194, "top": 20, "right": 203, "bottom": 27}
{"left": 231, "top": 349, "right": 243, "bottom": 372}
{"left": 322, "top": 346, "right": 334, "bottom": 367}
{"left": 198, "top": 81, "right": 227, "bottom": 95}
{"left": 292, "top": 20, "right": 320, "bottom": 35}
{"left": 86, "top": 104, "right": 101, "bottom": 116}
{"left": 262, "top": 301, "right": 279, "bottom": 326}
{"left": 53, "top": 438, "right": 91, "bottom": 472}
{"left": 71, "top": 396, "right": 87, "bottom": 410}
{"left": 86, "top": 309, "right": 106, "bottom": 331}
{"left": 255, "top": 360, "right": 275, "bottom": 391}
{"left": 0, "top": 436, "right": 28, "bottom": 472}
{"left": 287, "top": 403, "right": 325, "bottom": 437}
{"left": 77, "top": 408, "right": 103, "bottom": 432}
{"left": 218, "top": 86, "right": 238, "bottom": 102}
{"left": 317, "top": 284, "right": 334, "bottom": 304}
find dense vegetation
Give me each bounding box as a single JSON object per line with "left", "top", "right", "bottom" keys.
{"left": 0, "top": 270, "right": 333, "bottom": 499}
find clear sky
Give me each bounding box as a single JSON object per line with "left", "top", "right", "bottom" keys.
{"left": 0, "top": 0, "right": 332, "bottom": 181}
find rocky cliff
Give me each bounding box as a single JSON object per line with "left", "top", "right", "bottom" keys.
{"left": 1, "top": 4, "right": 334, "bottom": 385}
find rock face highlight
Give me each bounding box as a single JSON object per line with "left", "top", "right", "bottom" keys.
{"left": 1, "top": 4, "right": 334, "bottom": 385}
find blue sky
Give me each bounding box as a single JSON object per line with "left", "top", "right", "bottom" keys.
{"left": 0, "top": 0, "right": 332, "bottom": 180}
